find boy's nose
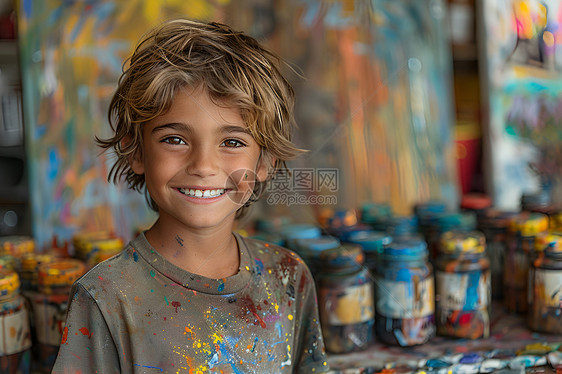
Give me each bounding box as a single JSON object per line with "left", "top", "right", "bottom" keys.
{"left": 185, "top": 146, "right": 218, "bottom": 177}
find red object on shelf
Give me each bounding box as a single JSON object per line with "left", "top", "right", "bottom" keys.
{"left": 454, "top": 122, "right": 481, "bottom": 195}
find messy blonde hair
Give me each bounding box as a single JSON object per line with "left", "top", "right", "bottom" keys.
{"left": 97, "top": 18, "right": 305, "bottom": 217}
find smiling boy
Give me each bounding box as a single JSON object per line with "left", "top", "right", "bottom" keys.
{"left": 52, "top": 18, "right": 329, "bottom": 373}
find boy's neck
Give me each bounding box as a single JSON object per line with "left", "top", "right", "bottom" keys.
{"left": 144, "top": 219, "right": 240, "bottom": 280}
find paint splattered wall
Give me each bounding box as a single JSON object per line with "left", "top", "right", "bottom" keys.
{"left": 18, "top": 0, "right": 458, "bottom": 246}
{"left": 17, "top": 0, "right": 231, "bottom": 248}
{"left": 481, "top": 0, "right": 562, "bottom": 210}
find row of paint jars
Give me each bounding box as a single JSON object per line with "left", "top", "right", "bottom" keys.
{"left": 0, "top": 235, "right": 97, "bottom": 373}
{"left": 275, "top": 222, "right": 492, "bottom": 353}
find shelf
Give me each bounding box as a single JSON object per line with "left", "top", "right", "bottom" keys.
{"left": 326, "top": 303, "right": 560, "bottom": 373}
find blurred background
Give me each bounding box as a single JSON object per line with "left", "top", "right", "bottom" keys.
{"left": 0, "top": 0, "right": 559, "bottom": 254}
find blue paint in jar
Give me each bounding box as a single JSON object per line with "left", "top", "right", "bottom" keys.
{"left": 373, "top": 238, "right": 435, "bottom": 346}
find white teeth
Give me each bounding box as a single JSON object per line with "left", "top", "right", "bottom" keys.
{"left": 180, "top": 188, "right": 225, "bottom": 198}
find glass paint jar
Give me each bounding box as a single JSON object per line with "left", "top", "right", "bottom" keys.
{"left": 435, "top": 230, "right": 491, "bottom": 339}
{"left": 346, "top": 230, "right": 392, "bottom": 274}
{"left": 279, "top": 224, "right": 322, "bottom": 251}
{"left": 0, "top": 269, "right": 32, "bottom": 374}
{"left": 504, "top": 212, "right": 549, "bottom": 314}
{"left": 294, "top": 236, "right": 341, "bottom": 277}
{"left": 360, "top": 202, "right": 392, "bottom": 225}
{"left": 374, "top": 238, "right": 435, "bottom": 346}
{"left": 30, "top": 259, "right": 86, "bottom": 373}
{"left": 19, "top": 253, "right": 59, "bottom": 293}
{"left": 528, "top": 233, "right": 562, "bottom": 334}
{"left": 425, "top": 211, "right": 477, "bottom": 261}
{"left": 413, "top": 201, "right": 448, "bottom": 240}
{"left": 315, "top": 244, "right": 374, "bottom": 353}
{"left": 477, "top": 210, "right": 518, "bottom": 300}
{"left": 73, "top": 231, "right": 123, "bottom": 268}
{"left": 370, "top": 215, "right": 419, "bottom": 239}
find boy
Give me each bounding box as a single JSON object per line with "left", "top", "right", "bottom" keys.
{"left": 52, "top": 18, "right": 329, "bottom": 373}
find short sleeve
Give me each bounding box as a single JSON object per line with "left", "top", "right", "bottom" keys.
{"left": 51, "top": 283, "right": 120, "bottom": 374}
{"left": 293, "top": 265, "right": 330, "bottom": 373}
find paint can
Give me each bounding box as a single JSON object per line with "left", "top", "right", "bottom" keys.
{"left": 477, "top": 209, "right": 518, "bottom": 300}
{"left": 315, "top": 244, "right": 374, "bottom": 353}
{"left": 435, "top": 230, "right": 490, "bottom": 339}
{"left": 0, "top": 269, "right": 32, "bottom": 373}
{"left": 413, "top": 201, "right": 448, "bottom": 239}
{"left": 373, "top": 238, "right": 435, "bottom": 346}
{"left": 528, "top": 233, "right": 562, "bottom": 334}
{"left": 0, "top": 237, "right": 34, "bottom": 258}
{"left": 72, "top": 231, "right": 123, "bottom": 268}
{"left": 504, "top": 212, "right": 549, "bottom": 314}
{"left": 30, "top": 259, "right": 86, "bottom": 373}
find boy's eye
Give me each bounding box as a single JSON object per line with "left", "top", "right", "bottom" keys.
{"left": 222, "top": 139, "right": 246, "bottom": 148}
{"left": 162, "top": 136, "right": 185, "bottom": 145}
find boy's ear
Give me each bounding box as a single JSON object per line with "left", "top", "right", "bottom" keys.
{"left": 121, "top": 137, "right": 144, "bottom": 175}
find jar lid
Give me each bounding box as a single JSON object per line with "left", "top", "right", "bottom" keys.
{"left": 461, "top": 193, "right": 492, "bottom": 211}
{"left": 371, "top": 215, "right": 419, "bottom": 236}
{"left": 381, "top": 238, "right": 428, "bottom": 259}
{"left": 0, "top": 255, "right": 17, "bottom": 271}
{"left": 336, "top": 224, "right": 374, "bottom": 241}
{"left": 0, "top": 269, "right": 20, "bottom": 298}
{"left": 414, "top": 201, "right": 448, "bottom": 220}
{"left": 440, "top": 230, "right": 486, "bottom": 255}
{"left": 254, "top": 216, "right": 292, "bottom": 233}
{"left": 521, "top": 190, "right": 551, "bottom": 210}
{"left": 326, "top": 209, "right": 358, "bottom": 231}
{"left": 346, "top": 231, "right": 392, "bottom": 252}
{"left": 360, "top": 202, "right": 392, "bottom": 224}
{"left": 38, "top": 259, "right": 87, "bottom": 290}
{"left": 509, "top": 212, "right": 549, "bottom": 236}
{"left": 478, "top": 209, "right": 519, "bottom": 229}
{"left": 79, "top": 237, "right": 124, "bottom": 254}
{"left": 317, "top": 244, "right": 364, "bottom": 269}
{"left": 296, "top": 236, "right": 341, "bottom": 252}
{"left": 0, "top": 236, "right": 35, "bottom": 257}
{"left": 20, "top": 252, "right": 59, "bottom": 273}
{"left": 432, "top": 211, "right": 477, "bottom": 231}
{"left": 280, "top": 224, "right": 322, "bottom": 241}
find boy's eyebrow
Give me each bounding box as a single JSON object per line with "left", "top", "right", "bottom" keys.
{"left": 219, "top": 125, "right": 251, "bottom": 135}
{"left": 151, "top": 122, "right": 193, "bottom": 134}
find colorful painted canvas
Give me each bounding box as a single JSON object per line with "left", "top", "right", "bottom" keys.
{"left": 17, "top": 0, "right": 231, "bottom": 248}
{"left": 481, "top": 0, "right": 562, "bottom": 210}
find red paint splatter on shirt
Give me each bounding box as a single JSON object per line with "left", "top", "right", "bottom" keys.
{"left": 61, "top": 327, "right": 68, "bottom": 344}
{"left": 241, "top": 295, "right": 266, "bottom": 328}
{"left": 172, "top": 301, "right": 181, "bottom": 313}
{"left": 79, "top": 327, "right": 92, "bottom": 338}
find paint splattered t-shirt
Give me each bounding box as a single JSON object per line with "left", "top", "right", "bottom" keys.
{"left": 52, "top": 232, "right": 329, "bottom": 373}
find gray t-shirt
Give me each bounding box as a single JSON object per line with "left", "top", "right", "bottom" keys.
{"left": 52, "top": 232, "right": 329, "bottom": 373}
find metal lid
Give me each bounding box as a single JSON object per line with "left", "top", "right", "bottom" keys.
{"left": 440, "top": 230, "right": 486, "bottom": 255}
{"left": 0, "top": 235, "right": 35, "bottom": 257}
{"left": 380, "top": 238, "right": 428, "bottom": 259}
{"left": 38, "top": 259, "right": 87, "bottom": 291}
{"left": 508, "top": 212, "right": 549, "bottom": 236}
{"left": 360, "top": 202, "right": 392, "bottom": 224}
{"left": 346, "top": 230, "right": 392, "bottom": 253}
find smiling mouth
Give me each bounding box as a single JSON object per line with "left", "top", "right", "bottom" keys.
{"left": 178, "top": 188, "right": 228, "bottom": 198}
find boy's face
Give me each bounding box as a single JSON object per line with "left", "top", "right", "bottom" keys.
{"left": 131, "top": 87, "right": 267, "bottom": 231}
